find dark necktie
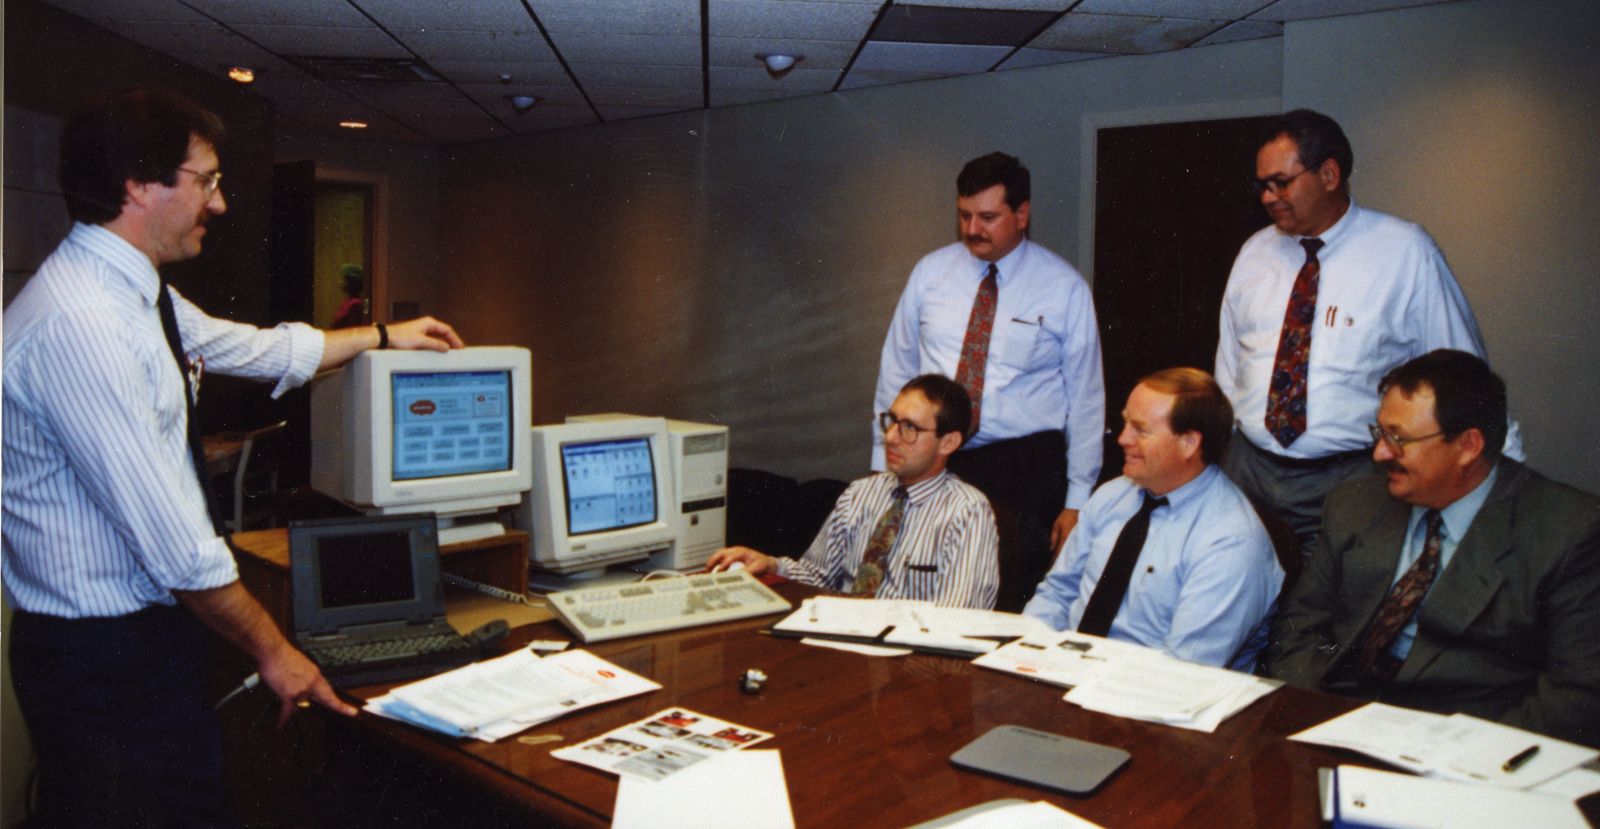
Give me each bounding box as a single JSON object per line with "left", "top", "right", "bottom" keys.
{"left": 1264, "top": 238, "right": 1325, "bottom": 448}
{"left": 953, "top": 263, "right": 998, "bottom": 435}
{"left": 156, "top": 281, "right": 225, "bottom": 533}
{"left": 1077, "top": 494, "right": 1168, "bottom": 637}
{"left": 851, "top": 487, "right": 909, "bottom": 597}
{"left": 1353, "top": 510, "right": 1444, "bottom": 682}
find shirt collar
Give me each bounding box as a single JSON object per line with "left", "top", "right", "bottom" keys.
{"left": 1140, "top": 463, "right": 1218, "bottom": 512}
{"left": 1299, "top": 198, "right": 1360, "bottom": 251}
{"left": 68, "top": 222, "right": 162, "bottom": 307}
{"left": 1409, "top": 464, "right": 1499, "bottom": 544}
{"left": 903, "top": 469, "right": 952, "bottom": 505}
{"left": 972, "top": 239, "right": 1029, "bottom": 284}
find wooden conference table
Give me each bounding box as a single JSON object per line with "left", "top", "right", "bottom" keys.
{"left": 332, "top": 583, "right": 1394, "bottom": 829}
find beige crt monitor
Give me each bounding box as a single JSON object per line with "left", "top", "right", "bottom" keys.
{"left": 567, "top": 413, "right": 729, "bottom": 571}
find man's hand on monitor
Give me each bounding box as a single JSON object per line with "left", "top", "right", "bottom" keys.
{"left": 705, "top": 546, "right": 776, "bottom": 576}
{"left": 387, "top": 316, "right": 464, "bottom": 351}
{"left": 261, "top": 643, "right": 359, "bottom": 729}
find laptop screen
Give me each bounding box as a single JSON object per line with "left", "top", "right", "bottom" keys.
{"left": 317, "top": 530, "right": 416, "bottom": 609}
{"left": 290, "top": 513, "right": 445, "bottom": 636}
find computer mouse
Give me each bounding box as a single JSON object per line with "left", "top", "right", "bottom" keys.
{"left": 727, "top": 561, "right": 747, "bottom": 572}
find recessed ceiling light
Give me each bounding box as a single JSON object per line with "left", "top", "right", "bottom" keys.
{"left": 338, "top": 120, "right": 369, "bottom": 130}
{"left": 227, "top": 66, "right": 255, "bottom": 84}
{"left": 504, "top": 94, "right": 539, "bottom": 113}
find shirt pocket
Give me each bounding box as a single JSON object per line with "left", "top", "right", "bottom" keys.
{"left": 997, "top": 313, "right": 1053, "bottom": 371}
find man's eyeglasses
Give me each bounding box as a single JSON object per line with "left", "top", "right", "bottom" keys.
{"left": 1368, "top": 423, "right": 1445, "bottom": 456}
{"left": 178, "top": 166, "right": 223, "bottom": 198}
{"left": 1250, "top": 167, "right": 1313, "bottom": 196}
{"left": 879, "top": 411, "right": 935, "bottom": 442}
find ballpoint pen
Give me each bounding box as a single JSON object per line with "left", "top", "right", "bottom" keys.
{"left": 1502, "top": 744, "right": 1540, "bottom": 772}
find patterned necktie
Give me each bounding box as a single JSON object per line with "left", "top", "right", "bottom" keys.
{"left": 1264, "top": 238, "right": 1325, "bottom": 448}
{"left": 1353, "top": 509, "right": 1444, "bottom": 682}
{"left": 851, "top": 487, "right": 909, "bottom": 597}
{"left": 156, "top": 281, "right": 225, "bottom": 533}
{"left": 1077, "top": 494, "right": 1168, "bottom": 637}
{"left": 953, "top": 263, "right": 999, "bottom": 435}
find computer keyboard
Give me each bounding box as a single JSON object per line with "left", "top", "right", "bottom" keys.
{"left": 545, "top": 571, "right": 792, "bottom": 643}
{"left": 312, "top": 632, "right": 473, "bottom": 667}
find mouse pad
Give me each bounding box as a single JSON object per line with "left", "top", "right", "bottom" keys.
{"left": 951, "top": 725, "right": 1130, "bottom": 795}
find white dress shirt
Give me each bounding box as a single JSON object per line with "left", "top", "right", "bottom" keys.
{"left": 3, "top": 223, "right": 324, "bottom": 617}
{"left": 1216, "top": 201, "right": 1522, "bottom": 460}
{"left": 874, "top": 239, "right": 1105, "bottom": 508}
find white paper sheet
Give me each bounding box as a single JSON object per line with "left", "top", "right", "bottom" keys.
{"left": 613, "top": 750, "right": 794, "bottom": 829}
{"left": 1333, "top": 765, "right": 1587, "bottom": 829}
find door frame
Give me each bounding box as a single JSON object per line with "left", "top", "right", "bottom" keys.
{"left": 315, "top": 166, "right": 390, "bottom": 323}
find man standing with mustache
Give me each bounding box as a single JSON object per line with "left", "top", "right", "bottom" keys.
{"left": 875, "top": 152, "right": 1104, "bottom": 612}
{"left": 1262, "top": 350, "right": 1600, "bottom": 748}
{"left": 4, "top": 87, "right": 463, "bottom": 826}
{"left": 1215, "top": 109, "right": 1517, "bottom": 557}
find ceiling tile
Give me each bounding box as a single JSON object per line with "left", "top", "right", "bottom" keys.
{"left": 597, "top": 104, "right": 696, "bottom": 122}
{"left": 872, "top": 4, "right": 1058, "bottom": 46}
{"left": 710, "top": 0, "right": 880, "bottom": 40}
{"left": 1074, "top": 0, "right": 1268, "bottom": 17}
{"left": 852, "top": 40, "right": 1013, "bottom": 74}
{"left": 394, "top": 29, "right": 560, "bottom": 62}
{"left": 352, "top": 0, "right": 538, "bottom": 32}
{"left": 1190, "top": 19, "right": 1282, "bottom": 47}
{"left": 531, "top": 0, "right": 700, "bottom": 36}
{"left": 902, "top": 0, "right": 1072, "bottom": 9}
{"left": 585, "top": 85, "right": 704, "bottom": 109}
{"left": 406, "top": 117, "right": 513, "bottom": 145}
{"left": 426, "top": 60, "right": 571, "bottom": 87}
{"left": 1030, "top": 13, "right": 1221, "bottom": 53}
{"left": 457, "top": 82, "right": 591, "bottom": 112}
{"left": 114, "top": 20, "right": 257, "bottom": 54}
{"left": 183, "top": 0, "right": 373, "bottom": 27}
{"left": 1249, "top": 0, "right": 1451, "bottom": 21}
{"left": 232, "top": 24, "right": 411, "bottom": 57}
{"left": 498, "top": 106, "right": 601, "bottom": 134}
{"left": 708, "top": 37, "right": 858, "bottom": 70}
{"left": 708, "top": 66, "right": 839, "bottom": 92}
{"left": 567, "top": 64, "right": 704, "bottom": 90}
{"left": 710, "top": 86, "right": 825, "bottom": 107}
{"left": 40, "top": 0, "right": 208, "bottom": 23}
{"left": 996, "top": 47, "right": 1108, "bottom": 70}
{"left": 550, "top": 33, "right": 701, "bottom": 67}
{"left": 837, "top": 67, "right": 953, "bottom": 91}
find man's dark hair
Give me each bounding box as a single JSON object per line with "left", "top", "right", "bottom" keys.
{"left": 1379, "top": 350, "right": 1508, "bottom": 460}
{"left": 60, "top": 87, "right": 226, "bottom": 224}
{"left": 957, "top": 152, "right": 1030, "bottom": 210}
{"left": 1263, "top": 109, "right": 1353, "bottom": 190}
{"left": 900, "top": 374, "right": 972, "bottom": 447}
{"left": 1138, "top": 367, "right": 1234, "bottom": 466}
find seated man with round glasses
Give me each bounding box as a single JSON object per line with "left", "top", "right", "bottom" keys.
{"left": 707, "top": 374, "right": 999, "bottom": 608}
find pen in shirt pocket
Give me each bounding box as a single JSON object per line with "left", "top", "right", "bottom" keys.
{"left": 1010, "top": 315, "right": 1043, "bottom": 326}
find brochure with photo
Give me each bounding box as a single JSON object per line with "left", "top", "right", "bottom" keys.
{"left": 553, "top": 708, "right": 774, "bottom": 782}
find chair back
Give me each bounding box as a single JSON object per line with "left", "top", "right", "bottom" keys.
{"left": 230, "top": 420, "right": 290, "bottom": 533}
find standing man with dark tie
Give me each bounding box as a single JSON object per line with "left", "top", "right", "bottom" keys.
{"left": 1215, "top": 109, "right": 1518, "bottom": 555}
{"left": 875, "top": 152, "right": 1104, "bottom": 611}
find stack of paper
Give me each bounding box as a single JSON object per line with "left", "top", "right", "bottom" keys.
{"left": 1327, "top": 765, "right": 1587, "bottom": 828}
{"left": 973, "top": 633, "right": 1280, "bottom": 733}
{"left": 1291, "top": 703, "right": 1600, "bottom": 793}
{"left": 771, "top": 596, "right": 1053, "bottom": 656}
{"left": 612, "top": 751, "right": 795, "bottom": 829}
{"left": 365, "top": 649, "right": 659, "bottom": 742}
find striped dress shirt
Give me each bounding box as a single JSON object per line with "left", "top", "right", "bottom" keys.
{"left": 3, "top": 223, "right": 323, "bottom": 618}
{"left": 777, "top": 470, "right": 999, "bottom": 609}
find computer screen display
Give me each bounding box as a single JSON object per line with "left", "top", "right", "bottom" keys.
{"left": 562, "top": 437, "right": 658, "bottom": 535}
{"left": 316, "top": 529, "right": 416, "bottom": 609}
{"left": 391, "top": 370, "right": 513, "bottom": 481}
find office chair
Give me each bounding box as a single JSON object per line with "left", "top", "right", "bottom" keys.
{"left": 228, "top": 420, "right": 289, "bottom": 533}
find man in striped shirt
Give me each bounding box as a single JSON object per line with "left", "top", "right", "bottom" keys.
{"left": 708, "top": 375, "right": 999, "bottom": 608}
{"left": 3, "top": 88, "right": 463, "bottom": 826}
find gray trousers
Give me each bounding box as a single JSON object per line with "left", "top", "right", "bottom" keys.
{"left": 1222, "top": 432, "right": 1378, "bottom": 556}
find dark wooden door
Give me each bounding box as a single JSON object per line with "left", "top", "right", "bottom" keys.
{"left": 1093, "top": 115, "right": 1275, "bottom": 483}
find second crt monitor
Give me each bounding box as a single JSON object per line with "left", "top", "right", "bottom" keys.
{"left": 521, "top": 417, "right": 675, "bottom": 577}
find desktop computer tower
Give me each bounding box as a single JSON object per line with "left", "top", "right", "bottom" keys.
{"left": 566, "top": 414, "right": 729, "bottom": 572}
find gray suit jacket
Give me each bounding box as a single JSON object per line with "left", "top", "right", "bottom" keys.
{"left": 1261, "top": 459, "right": 1600, "bottom": 747}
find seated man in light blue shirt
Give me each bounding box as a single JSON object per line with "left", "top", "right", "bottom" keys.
{"left": 1024, "top": 368, "right": 1283, "bottom": 670}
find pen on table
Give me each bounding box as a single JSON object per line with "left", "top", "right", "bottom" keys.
{"left": 910, "top": 609, "right": 929, "bottom": 633}
{"left": 1502, "top": 744, "right": 1540, "bottom": 773}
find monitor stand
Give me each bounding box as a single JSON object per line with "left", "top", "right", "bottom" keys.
{"left": 436, "top": 516, "right": 507, "bottom": 546}
{"left": 528, "top": 565, "right": 650, "bottom": 594}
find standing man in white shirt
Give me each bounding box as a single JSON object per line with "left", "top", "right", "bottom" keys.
{"left": 875, "top": 152, "right": 1104, "bottom": 611}
{"left": 3, "top": 87, "right": 463, "bottom": 827}
{"left": 1216, "top": 109, "right": 1517, "bottom": 555}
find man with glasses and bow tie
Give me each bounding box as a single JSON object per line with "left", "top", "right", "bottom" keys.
{"left": 4, "top": 87, "right": 464, "bottom": 826}
{"left": 1022, "top": 368, "right": 1282, "bottom": 670}
{"left": 709, "top": 374, "right": 999, "bottom": 609}
{"left": 1262, "top": 350, "right": 1600, "bottom": 748}
{"left": 874, "top": 151, "right": 1104, "bottom": 613}
{"left": 1215, "top": 109, "right": 1518, "bottom": 557}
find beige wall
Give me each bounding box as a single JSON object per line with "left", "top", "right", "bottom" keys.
{"left": 1282, "top": 0, "right": 1600, "bottom": 493}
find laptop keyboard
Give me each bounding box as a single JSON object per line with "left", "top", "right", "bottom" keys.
{"left": 312, "top": 632, "right": 473, "bottom": 668}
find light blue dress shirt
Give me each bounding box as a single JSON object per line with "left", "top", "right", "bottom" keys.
{"left": 1389, "top": 467, "right": 1499, "bottom": 660}
{"left": 1022, "top": 465, "right": 1283, "bottom": 669}
{"left": 3, "top": 223, "right": 324, "bottom": 617}
{"left": 1216, "top": 201, "right": 1522, "bottom": 460}
{"left": 873, "top": 239, "right": 1105, "bottom": 509}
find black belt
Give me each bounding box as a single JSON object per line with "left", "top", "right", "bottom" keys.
{"left": 1241, "top": 437, "right": 1370, "bottom": 470}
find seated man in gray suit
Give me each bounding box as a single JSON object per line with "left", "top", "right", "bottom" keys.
{"left": 1262, "top": 350, "right": 1600, "bottom": 747}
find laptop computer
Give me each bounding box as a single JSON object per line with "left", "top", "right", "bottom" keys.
{"left": 290, "top": 513, "right": 477, "bottom": 688}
